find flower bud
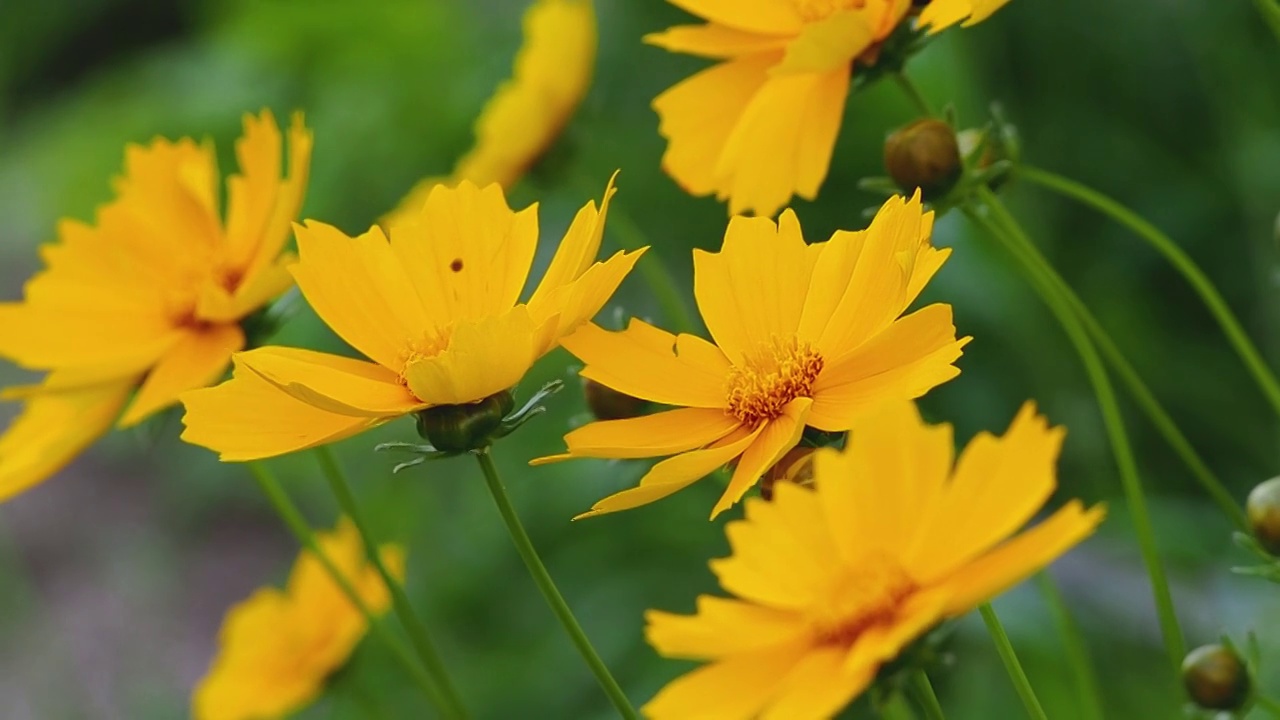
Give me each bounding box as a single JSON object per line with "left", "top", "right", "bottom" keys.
{"left": 1181, "top": 644, "right": 1250, "bottom": 711}
{"left": 884, "top": 119, "right": 962, "bottom": 200}
{"left": 582, "top": 378, "right": 648, "bottom": 421}
{"left": 1247, "top": 477, "right": 1280, "bottom": 556}
{"left": 415, "top": 390, "right": 516, "bottom": 454}
{"left": 760, "top": 447, "right": 816, "bottom": 501}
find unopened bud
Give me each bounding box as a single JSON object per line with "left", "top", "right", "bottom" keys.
{"left": 884, "top": 119, "right": 961, "bottom": 200}
{"left": 415, "top": 390, "right": 516, "bottom": 454}
{"left": 583, "top": 378, "right": 648, "bottom": 421}
{"left": 1182, "top": 644, "right": 1250, "bottom": 711}
{"left": 1247, "top": 477, "right": 1280, "bottom": 556}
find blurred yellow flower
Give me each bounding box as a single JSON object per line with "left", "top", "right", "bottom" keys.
{"left": 536, "top": 192, "right": 968, "bottom": 519}
{"left": 646, "top": 0, "right": 1013, "bottom": 217}
{"left": 0, "top": 110, "right": 310, "bottom": 502}
{"left": 181, "top": 176, "right": 642, "bottom": 461}
{"left": 382, "top": 0, "right": 596, "bottom": 230}
{"left": 193, "top": 518, "right": 403, "bottom": 720}
{"left": 642, "top": 401, "right": 1105, "bottom": 719}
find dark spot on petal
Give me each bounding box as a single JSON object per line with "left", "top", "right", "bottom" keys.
{"left": 450, "top": 258, "right": 464, "bottom": 272}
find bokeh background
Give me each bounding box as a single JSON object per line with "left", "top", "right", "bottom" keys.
{"left": 2, "top": 0, "right": 1279, "bottom": 718}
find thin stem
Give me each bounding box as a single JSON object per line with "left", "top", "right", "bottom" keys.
{"left": 1018, "top": 165, "right": 1280, "bottom": 419}
{"left": 970, "top": 187, "right": 1187, "bottom": 674}
{"left": 474, "top": 448, "right": 638, "bottom": 719}
{"left": 1253, "top": 0, "right": 1280, "bottom": 42}
{"left": 879, "top": 692, "right": 920, "bottom": 720}
{"left": 979, "top": 604, "right": 1048, "bottom": 720}
{"left": 908, "top": 671, "right": 946, "bottom": 720}
{"left": 1035, "top": 574, "right": 1105, "bottom": 720}
{"left": 604, "top": 204, "right": 698, "bottom": 334}
{"left": 892, "top": 71, "right": 935, "bottom": 117}
{"left": 1256, "top": 693, "right": 1280, "bottom": 717}
{"left": 247, "top": 461, "right": 449, "bottom": 714}
{"left": 313, "top": 447, "right": 470, "bottom": 720}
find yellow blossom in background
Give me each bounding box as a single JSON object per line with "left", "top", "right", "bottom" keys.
{"left": 643, "top": 401, "right": 1105, "bottom": 719}
{"left": 181, "top": 176, "right": 642, "bottom": 460}
{"left": 646, "top": 0, "right": 1014, "bottom": 217}
{"left": 193, "top": 518, "right": 403, "bottom": 720}
{"left": 0, "top": 111, "right": 311, "bottom": 502}
{"left": 382, "top": 0, "right": 596, "bottom": 230}
{"left": 536, "top": 192, "right": 968, "bottom": 518}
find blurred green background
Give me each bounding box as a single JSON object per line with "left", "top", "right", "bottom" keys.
{"left": 1, "top": 0, "right": 1279, "bottom": 718}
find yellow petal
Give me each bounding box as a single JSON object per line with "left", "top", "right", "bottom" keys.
{"left": 713, "top": 487, "right": 833, "bottom": 610}
{"left": 114, "top": 137, "right": 222, "bottom": 254}
{"left": 711, "top": 397, "right": 811, "bottom": 518}
{"left": 0, "top": 301, "right": 178, "bottom": 373}
{"left": 759, "top": 646, "right": 871, "bottom": 720}
{"left": 644, "top": 23, "right": 790, "bottom": 58}
{"left": 840, "top": 587, "right": 948, "bottom": 674}
{"left": 574, "top": 427, "right": 759, "bottom": 519}
{"left": 118, "top": 324, "right": 245, "bottom": 428}
{"left": 772, "top": 11, "right": 875, "bottom": 75}
{"left": 380, "top": 176, "right": 450, "bottom": 233}
{"left": 0, "top": 377, "right": 134, "bottom": 503}
{"left": 527, "top": 173, "right": 618, "bottom": 310}
{"left": 528, "top": 248, "right": 645, "bottom": 357}
{"left": 402, "top": 307, "right": 539, "bottom": 406}
{"left": 664, "top": 0, "right": 804, "bottom": 35}
{"left": 808, "top": 304, "right": 967, "bottom": 431}
{"left": 237, "top": 111, "right": 313, "bottom": 291}
{"left": 561, "top": 319, "right": 731, "bottom": 409}
{"left": 645, "top": 597, "right": 808, "bottom": 660}
{"left": 237, "top": 346, "right": 423, "bottom": 418}
{"left": 918, "top": 0, "right": 1014, "bottom": 33}
{"left": 642, "top": 642, "right": 810, "bottom": 720}
{"left": 539, "top": 407, "right": 740, "bottom": 461}
{"left": 197, "top": 252, "right": 296, "bottom": 324}
{"left": 222, "top": 109, "right": 283, "bottom": 270}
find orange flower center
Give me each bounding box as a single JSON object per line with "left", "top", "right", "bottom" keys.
{"left": 725, "top": 337, "right": 823, "bottom": 428}
{"left": 810, "top": 554, "right": 916, "bottom": 646}
{"left": 790, "top": 0, "right": 864, "bottom": 22}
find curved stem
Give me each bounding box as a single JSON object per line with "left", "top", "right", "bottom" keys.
{"left": 248, "top": 462, "right": 450, "bottom": 714}
{"left": 970, "top": 187, "right": 1187, "bottom": 674}
{"left": 979, "top": 604, "right": 1048, "bottom": 720}
{"left": 1018, "top": 165, "right": 1280, "bottom": 419}
{"left": 474, "top": 448, "right": 638, "bottom": 719}
{"left": 1035, "top": 574, "right": 1105, "bottom": 720}
{"left": 892, "top": 71, "right": 935, "bottom": 117}
{"left": 314, "top": 447, "right": 470, "bottom": 720}
{"left": 908, "top": 670, "right": 946, "bottom": 720}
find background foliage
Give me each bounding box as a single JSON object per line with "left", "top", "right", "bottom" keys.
{"left": 1, "top": 0, "right": 1278, "bottom": 717}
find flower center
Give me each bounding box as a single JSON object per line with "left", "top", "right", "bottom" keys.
{"left": 790, "top": 0, "right": 863, "bottom": 22}
{"left": 725, "top": 337, "right": 823, "bottom": 428}
{"left": 398, "top": 330, "right": 451, "bottom": 387}
{"left": 810, "top": 554, "right": 916, "bottom": 646}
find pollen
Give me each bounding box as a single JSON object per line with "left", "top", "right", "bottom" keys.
{"left": 398, "top": 331, "right": 451, "bottom": 387}
{"left": 725, "top": 337, "right": 823, "bottom": 428}
{"left": 809, "top": 555, "right": 916, "bottom": 647}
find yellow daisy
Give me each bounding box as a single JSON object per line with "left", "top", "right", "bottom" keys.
{"left": 181, "top": 176, "right": 642, "bottom": 461}
{"left": 0, "top": 110, "right": 311, "bottom": 501}
{"left": 382, "top": 0, "right": 596, "bottom": 230}
{"left": 537, "top": 192, "right": 968, "bottom": 518}
{"left": 646, "top": 0, "right": 1015, "bottom": 217}
{"left": 643, "top": 401, "right": 1105, "bottom": 719}
{"left": 192, "top": 518, "right": 402, "bottom": 720}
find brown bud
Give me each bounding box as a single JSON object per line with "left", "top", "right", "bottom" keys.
{"left": 760, "top": 447, "right": 817, "bottom": 501}
{"left": 884, "top": 119, "right": 961, "bottom": 200}
{"left": 582, "top": 378, "right": 648, "bottom": 421}
{"left": 1182, "top": 644, "right": 1250, "bottom": 711}
{"left": 1247, "top": 477, "right": 1280, "bottom": 555}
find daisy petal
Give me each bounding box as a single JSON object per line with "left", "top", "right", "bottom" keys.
{"left": 539, "top": 407, "right": 740, "bottom": 461}
{"left": 644, "top": 23, "right": 790, "bottom": 58}
{"left": 529, "top": 248, "right": 646, "bottom": 357}
{"left": 760, "top": 646, "right": 872, "bottom": 720}
{"left": 528, "top": 173, "right": 617, "bottom": 309}
{"left": 118, "top": 324, "right": 246, "bottom": 428}
{"left": 237, "top": 347, "right": 422, "bottom": 418}
{"left": 641, "top": 643, "right": 810, "bottom": 720}
{"left": 645, "top": 596, "right": 809, "bottom": 660}
{"left": 918, "top": 0, "right": 1013, "bottom": 33}
{"left": 711, "top": 397, "right": 811, "bottom": 518}
{"left": 561, "top": 320, "right": 730, "bottom": 409}
{"left": 402, "top": 308, "right": 539, "bottom": 407}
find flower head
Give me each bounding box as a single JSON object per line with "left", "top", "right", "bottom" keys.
{"left": 192, "top": 518, "right": 402, "bottom": 720}
{"left": 382, "top": 0, "right": 596, "bottom": 229}
{"left": 536, "top": 192, "right": 968, "bottom": 518}
{"left": 642, "top": 401, "right": 1104, "bottom": 719}
{"left": 0, "top": 110, "right": 310, "bottom": 501}
{"left": 181, "top": 176, "right": 643, "bottom": 461}
{"left": 646, "top": 0, "right": 1013, "bottom": 217}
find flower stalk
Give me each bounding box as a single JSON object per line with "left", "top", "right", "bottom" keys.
{"left": 909, "top": 670, "right": 947, "bottom": 720}
{"left": 1036, "top": 574, "right": 1104, "bottom": 720}
{"left": 979, "top": 604, "right": 1048, "bottom": 720}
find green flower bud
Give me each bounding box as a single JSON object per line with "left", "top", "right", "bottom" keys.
{"left": 415, "top": 390, "right": 516, "bottom": 454}
{"left": 884, "top": 119, "right": 962, "bottom": 200}
{"left": 1247, "top": 477, "right": 1280, "bottom": 556}
{"left": 582, "top": 378, "right": 648, "bottom": 421}
{"left": 1182, "top": 644, "right": 1250, "bottom": 711}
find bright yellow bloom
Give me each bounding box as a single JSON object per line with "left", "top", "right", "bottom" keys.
{"left": 643, "top": 401, "right": 1105, "bottom": 719}
{"left": 382, "top": 0, "right": 596, "bottom": 230}
{"left": 181, "top": 176, "right": 642, "bottom": 460}
{"left": 646, "top": 0, "right": 1014, "bottom": 217}
{"left": 0, "top": 111, "right": 311, "bottom": 501}
{"left": 192, "top": 518, "right": 403, "bottom": 720}
{"left": 537, "top": 192, "right": 968, "bottom": 518}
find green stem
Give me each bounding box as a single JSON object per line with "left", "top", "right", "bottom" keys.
{"left": 1035, "top": 574, "right": 1105, "bottom": 720}
{"left": 1018, "top": 165, "right": 1280, "bottom": 420}
{"left": 1253, "top": 0, "right": 1280, "bottom": 42}
{"left": 979, "top": 604, "right": 1048, "bottom": 720}
{"left": 880, "top": 692, "right": 920, "bottom": 720}
{"left": 474, "top": 448, "right": 638, "bottom": 719}
{"left": 1256, "top": 693, "right": 1280, "bottom": 717}
{"left": 604, "top": 204, "right": 697, "bottom": 335}
{"left": 892, "top": 71, "right": 935, "bottom": 117}
{"left": 970, "top": 187, "right": 1187, "bottom": 674}
{"left": 908, "top": 670, "right": 946, "bottom": 720}
{"left": 313, "top": 447, "right": 470, "bottom": 720}
{"left": 247, "top": 461, "right": 449, "bottom": 714}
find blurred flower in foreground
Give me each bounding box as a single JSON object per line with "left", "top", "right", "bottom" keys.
{"left": 181, "top": 176, "right": 642, "bottom": 460}
{"left": 193, "top": 518, "right": 402, "bottom": 720}
{"left": 382, "top": 0, "right": 596, "bottom": 230}
{"left": 646, "top": 0, "right": 1013, "bottom": 217}
{"left": 0, "top": 110, "right": 310, "bottom": 502}
{"left": 536, "top": 192, "right": 968, "bottom": 519}
{"left": 643, "top": 401, "right": 1104, "bottom": 719}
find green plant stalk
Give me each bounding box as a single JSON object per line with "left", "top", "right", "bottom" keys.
{"left": 908, "top": 670, "right": 947, "bottom": 720}
{"left": 1256, "top": 693, "right": 1280, "bottom": 717}
{"left": 970, "top": 188, "right": 1187, "bottom": 673}
{"left": 979, "top": 604, "right": 1048, "bottom": 720}
{"left": 1035, "top": 574, "right": 1105, "bottom": 720}
{"left": 892, "top": 72, "right": 935, "bottom": 117}
{"left": 313, "top": 446, "right": 470, "bottom": 719}
{"left": 248, "top": 461, "right": 451, "bottom": 715}
{"left": 474, "top": 448, "right": 638, "bottom": 719}
{"left": 1018, "top": 165, "right": 1280, "bottom": 419}
{"left": 605, "top": 205, "right": 698, "bottom": 334}
{"left": 880, "top": 692, "right": 920, "bottom": 720}
{"left": 1253, "top": 0, "right": 1280, "bottom": 42}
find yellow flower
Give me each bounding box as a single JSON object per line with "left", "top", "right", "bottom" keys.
{"left": 192, "top": 518, "right": 402, "bottom": 720}
{"left": 181, "top": 176, "right": 642, "bottom": 460}
{"left": 646, "top": 0, "right": 1013, "bottom": 217}
{"left": 536, "top": 192, "right": 968, "bottom": 519}
{"left": 382, "top": 0, "right": 596, "bottom": 230}
{"left": 0, "top": 110, "right": 311, "bottom": 502}
{"left": 642, "top": 401, "right": 1105, "bottom": 719}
